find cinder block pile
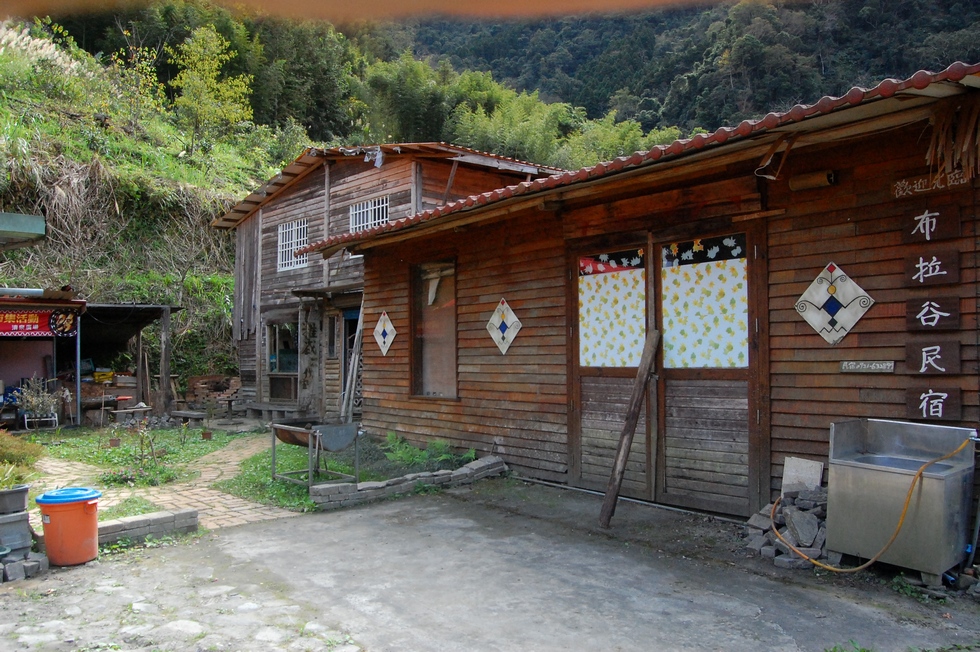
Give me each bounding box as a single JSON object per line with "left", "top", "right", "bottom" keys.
{"left": 743, "top": 487, "right": 841, "bottom": 570}
{"left": 1, "top": 506, "right": 49, "bottom": 584}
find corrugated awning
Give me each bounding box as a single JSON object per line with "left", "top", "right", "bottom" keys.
{"left": 0, "top": 212, "right": 45, "bottom": 251}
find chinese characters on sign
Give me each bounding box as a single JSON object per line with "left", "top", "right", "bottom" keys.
{"left": 892, "top": 170, "right": 968, "bottom": 199}
{"left": 0, "top": 309, "right": 79, "bottom": 337}
{"left": 901, "top": 202, "right": 962, "bottom": 421}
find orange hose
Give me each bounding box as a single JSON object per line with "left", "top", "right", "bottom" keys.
{"left": 769, "top": 437, "right": 973, "bottom": 573}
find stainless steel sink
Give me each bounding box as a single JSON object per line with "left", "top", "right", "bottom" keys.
{"left": 827, "top": 418, "right": 975, "bottom": 583}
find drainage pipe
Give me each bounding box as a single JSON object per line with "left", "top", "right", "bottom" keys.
{"left": 0, "top": 287, "right": 44, "bottom": 297}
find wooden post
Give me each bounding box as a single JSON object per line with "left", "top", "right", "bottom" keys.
{"left": 159, "top": 306, "right": 172, "bottom": 415}
{"left": 598, "top": 329, "right": 660, "bottom": 529}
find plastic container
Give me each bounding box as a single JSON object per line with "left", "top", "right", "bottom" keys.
{"left": 35, "top": 487, "right": 102, "bottom": 566}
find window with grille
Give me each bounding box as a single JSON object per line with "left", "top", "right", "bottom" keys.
{"left": 277, "top": 219, "right": 308, "bottom": 271}
{"left": 349, "top": 196, "right": 390, "bottom": 233}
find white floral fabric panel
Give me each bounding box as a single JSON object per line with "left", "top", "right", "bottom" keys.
{"left": 661, "top": 234, "right": 748, "bottom": 369}
{"left": 795, "top": 262, "right": 874, "bottom": 345}
{"left": 578, "top": 250, "right": 646, "bottom": 368}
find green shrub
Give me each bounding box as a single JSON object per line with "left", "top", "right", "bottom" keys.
{"left": 0, "top": 429, "right": 45, "bottom": 466}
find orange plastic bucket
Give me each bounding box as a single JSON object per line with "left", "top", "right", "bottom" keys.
{"left": 35, "top": 487, "right": 102, "bottom": 566}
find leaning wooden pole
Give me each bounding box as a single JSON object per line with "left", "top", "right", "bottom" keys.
{"left": 599, "top": 330, "right": 660, "bottom": 529}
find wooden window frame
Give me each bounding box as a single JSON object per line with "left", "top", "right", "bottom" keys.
{"left": 411, "top": 260, "right": 457, "bottom": 399}
{"left": 277, "top": 219, "right": 308, "bottom": 271}
{"left": 349, "top": 196, "right": 390, "bottom": 233}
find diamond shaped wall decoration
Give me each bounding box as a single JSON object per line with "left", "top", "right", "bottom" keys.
{"left": 487, "top": 298, "right": 522, "bottom": 355}
{"left": 373, "top": 311, "right": 396, "bottom": 356}
{"left": 795, "top": 262, "right": 874, "bottom": 345}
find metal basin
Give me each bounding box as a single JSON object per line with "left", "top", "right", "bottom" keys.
{"left": 849, "top": 455, "right": 952, "bottom": 474}
{"left": 827, "top": 418, "right": 975, "bottom": 581}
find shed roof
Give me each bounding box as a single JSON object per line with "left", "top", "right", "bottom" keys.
{"left": 0, "top": 212, "right": 45, "bottom": 251}
{"left": 301, "top": 61, "right": 980, "bottom": 258}
{"left": 212, "top": 142, "right": 565, "bottom": 229}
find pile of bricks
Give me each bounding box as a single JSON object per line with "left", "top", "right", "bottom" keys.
{"left": 312, "top": 456, "right": 507, "bottom": 510}
{"left": 184, "top": 376, "right": 240, "bottom": 409}
{"left": 2, "top": 550, "right": 49, "bottom": 583}
{"left": 743, "top": 486, "right": 841, "bottom": 570}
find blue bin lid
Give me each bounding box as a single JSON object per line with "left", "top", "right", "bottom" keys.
{"left": 35, "top": 487, "right": 102, "bottom": 505}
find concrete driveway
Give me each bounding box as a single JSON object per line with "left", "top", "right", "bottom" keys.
{"left": 3, "top": 478, "right": 978, "bottom": 651}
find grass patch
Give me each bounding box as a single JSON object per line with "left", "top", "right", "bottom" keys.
{"left": 27, "top": 425, "right": 237, "bottom": 487}
{"left": 98, "top": 495, "right": 160, "bottom": 522}
{"left": 213, "top": 434, "right": 477, "bottom": 511}
{"left": 29, "top": 426, "right": 233, "bottom": 464}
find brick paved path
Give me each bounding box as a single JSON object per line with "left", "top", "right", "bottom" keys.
{"left": 32, "top": 431, "right": 298, "bottom": 530}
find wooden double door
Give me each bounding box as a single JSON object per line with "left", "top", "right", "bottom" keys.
{"left": 571, "top": 227, "right": 766, "bottom": 517}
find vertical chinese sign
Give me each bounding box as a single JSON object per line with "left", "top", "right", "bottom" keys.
{"left": 898, "top": 197, "right": 963, "bottom": 421}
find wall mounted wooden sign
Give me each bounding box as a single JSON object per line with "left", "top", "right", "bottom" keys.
{"left": 906, "top": 297, "right": 959, "bottom": 330}
{"left": 905, "top": 250, "right": 960, "bottom": 286}
{"left": 900, "top": 204, "right": 960, "bottom": 244}
{"left": 839, "top": 361, "right": 894, "bottom": 373}
{"left": 905, "top": 341, "right": 960, "bottom": 374}
{"left": 906, "top": 387, "right": 961, "bottom": 421}
{"left": 892, "top": 170, "right": 968, "bottom": 199}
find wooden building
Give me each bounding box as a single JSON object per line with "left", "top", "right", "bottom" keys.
{"left": 213, "top": 144, "right": 561, "bottom": 422}
{"left": 304, "top": 63, "right": 980, "bottom": 518}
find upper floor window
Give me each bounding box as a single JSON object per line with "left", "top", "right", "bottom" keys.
{"left": 277, "top": 219, "right": 308, "bottom": 271}
{"left": 349, "top": 196, "right": 389, "bottom": 233}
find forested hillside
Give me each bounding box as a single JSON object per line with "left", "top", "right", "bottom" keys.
{"left": 2, "top": 0, "right": 977, "bottom": 384}
{"left": 405, "top": 0, "right": 980, "bottom": 131}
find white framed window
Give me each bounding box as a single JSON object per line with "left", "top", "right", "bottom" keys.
{"left": 349, "top": 196, "right": 389, "bottom": 233}
{"left": 277, "top": 219, "right": 308, "bottom": 271}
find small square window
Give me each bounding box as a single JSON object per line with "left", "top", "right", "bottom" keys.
{"left": 277, "top": 219, "right": 308, "bottom": 271}
{"left": 349, "top": 196, "right": 389, "bottom": 233}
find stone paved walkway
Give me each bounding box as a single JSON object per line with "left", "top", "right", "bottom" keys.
{"left": 32, "top": 431, "right": 298, "bottom": 531}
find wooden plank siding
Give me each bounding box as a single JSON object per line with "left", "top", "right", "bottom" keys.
{"left": 361, "top": 212, "right": 570, "bottom": 479}
{"left": 764, "top": 122, "right": 978, "bottom": 496}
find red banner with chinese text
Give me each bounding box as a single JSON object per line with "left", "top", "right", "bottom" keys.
{"left": 0, "top": 309, "right": 79, "bottom": 337}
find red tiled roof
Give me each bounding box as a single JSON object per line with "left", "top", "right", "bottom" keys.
{"left": 300, "top": 61, "right": 980, "bottom": 256}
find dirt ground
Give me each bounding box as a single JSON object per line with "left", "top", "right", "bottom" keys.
{"left": 1, "top": 475, "right": 978, "bottom": 652}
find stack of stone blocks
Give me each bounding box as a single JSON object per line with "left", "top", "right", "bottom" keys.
{"left": 97, "top": 508, "right": 198, "bottom": 546}
{"left": 1, "top": 510, "right": 48, "bottom": 583}
{"left": 743, "top": 486, "right": 839, "bottom": 570}
{"left": 311, "top": 456, "right": 507, "bottom": 510}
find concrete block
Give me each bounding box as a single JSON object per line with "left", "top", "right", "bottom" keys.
{"left": 23, "top": 560, "right": 40, "bottom": 578}
{"left": 357, "top": 481, "right": 386, "bottom": 492}
{"left": 310, "top": 483, "right": 355, "bottom": 497}
{"left": 98, "top": 520, "right": 125, "bottom": 535}
{"left": 788, "top": 547, "right": 822, "bottom": 560}
{"left": 812, "top": 526, "right": 827, "bottom": 552}
{"left": 760, "top": 546, "right": 777, "bottom": 559}
{"left": 785, "top": 510, "right": 819, "bottom": 547}
{"left": 146, "top": 512, "right": 175, "bottom": 527}
{"left": 745, "top": 514, "right": 771, "bottom": 532}
{"left": 3, "top": 560, "right": 25, "bottom": 581}
{"left": 773, "top": 555, "right": 811, "bottom": 570}
{"left": 385, "top": 476, "right": 409, "bottom": 487}
{"left": 27, "top": 552, "right": 48, "bottom": 572}
{"left": 123, "top": 526, "right": 150, "bottom": 539}
{"left": 781, "top": 457, "right": 823, "bottom": 494}
{"left": 359, "top": 489, "right": 385, "bottom": 501}
{"left": 433, "top": 469, "right": 452, "bottom": 477}
{"left": 825, "top": 550, "right": 843, "bottom": 566}
{"left": 758, "top": 503, "right": 775, "bottom": 517}
{"left": 118, "top": 515, "right": 151, "bottom": 529}
{"left": 0, "top": 511, "right": 30, "bottom": 526}
{"left": 450, "top": 468, "right": 474, "bottom": 482}
{"left": 795, "top": 499, "right": 816, "bottom": 510}
{"left": 745, "top": 534, "right": 768, "bottom": 554}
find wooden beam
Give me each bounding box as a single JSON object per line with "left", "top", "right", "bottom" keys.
{"left": 598, "top": 329, "right": 660, "bottom": 529}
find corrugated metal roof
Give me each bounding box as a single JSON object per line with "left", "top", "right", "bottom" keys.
{"left": 212, "top": 142, "right": 565, "bottom": 229}
{"left": 300, "top": 61, "right": 980, "bottom": 257}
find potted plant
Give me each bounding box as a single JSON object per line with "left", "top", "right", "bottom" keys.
{"left": 16, "top": 377, "right": 60, "bottom": 430}
{"left": 0, "top": 463, "right": 34, "bottom": 514}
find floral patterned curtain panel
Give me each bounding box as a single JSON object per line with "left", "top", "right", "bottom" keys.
{"left": 661, "top": 234, "right": 748, "bottom": 369}
{"left": 578, "top": 249, "right": 646, "bottom": 367}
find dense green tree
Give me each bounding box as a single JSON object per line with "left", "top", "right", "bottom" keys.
{"left": 166, "top": 25, "right": 253, "bottom": 154}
